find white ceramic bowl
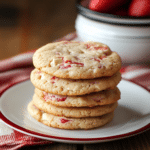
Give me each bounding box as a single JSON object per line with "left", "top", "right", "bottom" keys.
{"left": 75, "top": 1, "right": 150, "bottom": 64}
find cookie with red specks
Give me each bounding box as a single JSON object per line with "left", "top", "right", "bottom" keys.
{"left": 33, "top": 41, "right": 121, "bottom": 79}
{"left": 32, "top": 93, "right": 118, "bottom": 118}
{"left": 35, "top": 87, "right": 120, "bottom": 107}
{"left": 30, "top": 69, "right": 121, "bottom": 96}
{"left": 27, "top": 101, "right": 114, "bottom": 129}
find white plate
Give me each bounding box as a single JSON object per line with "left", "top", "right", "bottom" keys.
{"left": 0, "top": 79, "right": 150, "bottom": 144}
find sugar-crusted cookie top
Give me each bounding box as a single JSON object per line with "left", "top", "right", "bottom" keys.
{"left": 35, "top": 87, "right": 120, "bottom": 107}
{"left": 30, "top": 69, "right": 121, "bottom": 96}
{"left": 33, "top": 41, "right": 122, "bottom": 79}
{"left": 32, "top": 93, "right": 118, "bottom": 118}
{"left": 27, "top": 101, "right": 114, "bottom": 129}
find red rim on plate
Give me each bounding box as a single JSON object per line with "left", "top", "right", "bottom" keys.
{"left": 0, "top": 79, "right": 150, "bottom": 143}
{"left": 0, "top": 111, "right": 149, "bottom": 142}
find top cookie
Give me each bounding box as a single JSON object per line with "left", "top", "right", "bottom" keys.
{"left": 33, "top": 41, "right": 122, "bottom": 79}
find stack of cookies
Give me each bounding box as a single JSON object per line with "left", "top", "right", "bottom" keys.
{"left": 28, "top": 41, "right": 122, "bottom": 130}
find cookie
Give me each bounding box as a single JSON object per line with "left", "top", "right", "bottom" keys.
{"left": 27, "top": 101, "right": 114, "bottom": 130}
{"left": 30, "top": 69, "right": 121, "bottom": 96}
{"left": 32, "top": 93, "right": 118, "bottom": 118}
{"left": 33, "top": 41, "right": 122, "bottom": 79}
{"left": 35, "top": 87, "right": 120, "bottom": 107}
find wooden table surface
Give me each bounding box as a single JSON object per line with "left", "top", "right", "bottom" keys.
{"left": 0, "top": 1, "right": 150, "bottom": 149}
{"left": 0, "top": 0, "right": 77, "bottom": 60}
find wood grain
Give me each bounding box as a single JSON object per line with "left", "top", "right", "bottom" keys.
{"left": 0, "top": 1, "right": 150, "bottom": 150}
{"left": 0, "top": 0, "right": 76, "bottom": 60}
{"left": 21, "top": 143, "right": 78, "bottom": 150}
{"left": 84, "top": 130, "right": 150, "bottom": 150}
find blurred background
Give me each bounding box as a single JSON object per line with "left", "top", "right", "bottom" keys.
{"left": 0, "top": 0, "right": 77, "bottom": 60}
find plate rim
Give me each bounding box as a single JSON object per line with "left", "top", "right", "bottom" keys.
{"left": 0, "top": 79, "right": 150, "bottom": 143}
{"left": 0, "top": 111, "right": 150, "bottom": 143}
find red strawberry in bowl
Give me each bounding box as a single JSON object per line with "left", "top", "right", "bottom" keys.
{"left": 89, "top": 0, "right": 129, "bottom": 13}
{"left": 128, "top": 0, "right": 150, "bottom": 17}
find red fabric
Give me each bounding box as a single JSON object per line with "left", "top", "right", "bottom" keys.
{"left": 0, "top": 130, "right": 52, "bottom": 150}
{"left": 0, "top": 32, "right": 149, "bottom": 149}
{"left": 120, "top": 65, "right": 150, "bottom": 91}
{"left": 0, "top": 32, "right": 77, "bottom": 149}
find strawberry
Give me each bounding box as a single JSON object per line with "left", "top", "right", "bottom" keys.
{"left": 89, "top": 0, "right": 129, "bottom": 13}
{"left": 128, "top": 0, "right": 150, "bottom": 17}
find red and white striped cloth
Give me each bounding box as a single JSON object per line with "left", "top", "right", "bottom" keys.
{"left": 0, "top": 32, "right": 149, "bottom": 149}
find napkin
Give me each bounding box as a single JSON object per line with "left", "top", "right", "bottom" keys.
{"left": 0, "top": 32, "right": 150, "bottom": 149}
{"left": 121, "top": 65, "right": 150, "bottom": 91}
